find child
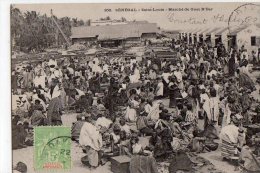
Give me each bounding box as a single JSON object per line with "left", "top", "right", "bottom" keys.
{"left": 185, "top": 103, "right": 196, "bottom": 124}
{"left": 110, "top": 124, "right": 121, "bottom": 154}
{"left": 119, "top": 118, "right": 131, "bottom": 138}
{"left": 118, "top": 131, "right": 131, "bottom": 156}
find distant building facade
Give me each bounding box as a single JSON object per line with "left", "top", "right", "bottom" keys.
{"left": 71, "top": 23, "right": 160, "bottom": 47}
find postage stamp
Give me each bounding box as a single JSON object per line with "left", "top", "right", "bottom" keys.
{"left": 34, "top": 126, "right": 71, "bottom": 171}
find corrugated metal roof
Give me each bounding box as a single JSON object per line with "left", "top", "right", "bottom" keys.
{"left": 228, "top": 25, "right": 250, "bottom": 36}
{"left": 215, "top": 27, "right": 228, "bottom": 35}
{"left": 187, "top": 28, "right": 197, "bottom": 33}
{"left": 191, "top": 28, "right": 202, "bottom": 34}
{"left": 197, "top": 28, "right": 210, "bottom": 34}
{"left": 71, "top": 23, "right": 159, "bottom": 40}
{"left": 190, "top": 28, "right": 200, "bottom": 33}
{"left": 205, "top": 27, "right": 221, "bottom": 35}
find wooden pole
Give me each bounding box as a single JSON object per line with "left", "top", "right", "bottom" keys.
{"left": 50, "top": 9, "right": 71, "bottom": 46}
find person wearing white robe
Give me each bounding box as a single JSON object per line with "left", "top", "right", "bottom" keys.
{"left": 162, "top": 71, "right": 171, "bottom": 84}
{"left": 147, "top": 100, "right": 162, "bottom": 121}
{"left": 125, "top": 99, "right": 139, "bottom": 122}
{"left": 129, "top": 74, "right": 139, "bottom": 83}
{"left": 222, "top": 103, "right": 232, "bottom": 127}
{"left": 33, "top": 70, "right": 46, "bottom": 89}
{"left": 103, "top": 64, "right": 109, "bottom": 74}
{"left": 200, "top": 88, "right": 212, "bottom": 128}
{"left": 79, "top": 119, "right": 103, "bottom": 167}
{"left": 133, "top": 67, "right": 140, "bottom": 81}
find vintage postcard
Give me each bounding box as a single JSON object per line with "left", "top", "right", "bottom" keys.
{"left": 11, "top": 2, "right": 260, "bottom": 173}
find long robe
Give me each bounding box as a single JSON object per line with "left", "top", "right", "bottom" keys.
{"left": 168, "top": 84, "right": 182, "bottom": 108}
{"left": 79, "top": 122, "right": 102, "bottom": 167}
{"left": 200, "top": 93, "right": 212, "bottom": 121}
{"left": 219, "top": 124, "right": 245, "bottom": 158}
{"left": 125, "top": 100, "right": 139, "bottom": 122}
{"left": 47, "top": 97, "right": 62, "bottom": 125}
{"left": 147, "top": 101, "right": 161, "bottom": 121}
{"left": 228, "top": 56, "right": 236, "bottom": 76}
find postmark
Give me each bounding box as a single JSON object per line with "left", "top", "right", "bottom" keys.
{"left": 34, "top": 126, "right": 71, "bottom": 171}
{"left": 228, "top": 3, "right": 260, "bottom": 34}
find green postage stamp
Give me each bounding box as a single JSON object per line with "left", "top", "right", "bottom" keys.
{"left": 34, "top": 126, "right": 71, "bottom": 171}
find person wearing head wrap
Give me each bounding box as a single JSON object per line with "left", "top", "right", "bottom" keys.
{"left": 13, "top": 162, "right": 27, "bottom": 173}
{"left": 125, "top": 95, "right": 139, "bottom": 122}
{"left": 119, "top": 118, "right": 131, "bottom": 137}
{"left": 155, "top": 77, "right": 164, "bottom": 99}
{"left": 129, "top": 144, "right": 159, "bottom": 173}
{"left": 148, "top": 69, "right": 157, "bottom": 80}
{"left": 29, "top": 99, "right": 46, "bottom": 126}
{"left": 188, "top": 64, "right": 199, "bottom": 81}
{"left": 219, "top": 113, "right": 245, "bottom": 159}
{"left": 95, "top": 114, "right": 112, "bottom": 130}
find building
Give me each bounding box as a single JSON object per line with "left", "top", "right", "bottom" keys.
{"left": 214, "top": 27, "right": 229, "bottom": 50}
{"left": 90, "top": 20, "right": 127, "bottom": 26}
{"left": 208, "top": 27, "right": 222, "bottom": 47}
{"left": 179, "top": 24, "right": 260, "bottom": 54}
{"left": 228, "top": 25, "right": 260, "bottom": 53}
{"left": 71, "top": 23, "right": 160, "bottom": 47}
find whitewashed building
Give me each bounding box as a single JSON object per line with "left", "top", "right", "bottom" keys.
{"left": 232, "top": 25, "right": 260, "bottom": 54}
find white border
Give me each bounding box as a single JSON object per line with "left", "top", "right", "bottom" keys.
{"left": 1, "top": 0, "right": 260, "bottom": 172}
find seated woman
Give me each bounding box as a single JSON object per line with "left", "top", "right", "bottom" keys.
{"left": 118, "top": 131, "right": 131, "bottom": 156}
{"left": 129, "top": 143, "right": 159, "bottom": 173}
{"left": 125, "top": 96, "right": 140, "bottom": 122}
{"left": 136, "top": 111, "right": 154, "bottom": 136}
{"left": 29, "top": 99, "right": 47, "bottom": 126}
{"left": 119, "top": 118, "right": 132, "bottom": 138}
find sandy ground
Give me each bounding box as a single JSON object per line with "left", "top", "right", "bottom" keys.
{"left": 13, "top": 113, "right": 114, "bottom": 173}
{"left": 13, "top": 68, "right": 260, "bottom": 173}
{"left": 12, "top": 107, "right": 236, "bottom": 173}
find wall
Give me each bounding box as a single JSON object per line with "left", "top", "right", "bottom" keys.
{"left": 236, "top": 25, "right": 260, "bottom": 54}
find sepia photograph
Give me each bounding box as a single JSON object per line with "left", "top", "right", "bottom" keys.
{"left": 10, "top": 2, "right": 260, "bottom": 173}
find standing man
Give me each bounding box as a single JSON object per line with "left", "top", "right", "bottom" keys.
{"left": 155, "top": 77, "right": 164, "bottom": 100}
{"left": 47, "top": 79, "right": 63, "bottom": 125}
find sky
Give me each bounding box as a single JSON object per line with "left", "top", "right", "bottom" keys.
{"left": 14, "top": 3, "right": 260, "bottom": 30}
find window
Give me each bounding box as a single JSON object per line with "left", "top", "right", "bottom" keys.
{"left": 251, "top": 36, "right": 256, "bottom": 46}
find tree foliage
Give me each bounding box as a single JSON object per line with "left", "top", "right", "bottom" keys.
{"left": 11, "top": 6, "right": 85, "bottom": 52}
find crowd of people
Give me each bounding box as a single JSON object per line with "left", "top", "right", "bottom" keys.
{"left": 11, "top": 38, "right": 260, "bottom": 172}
